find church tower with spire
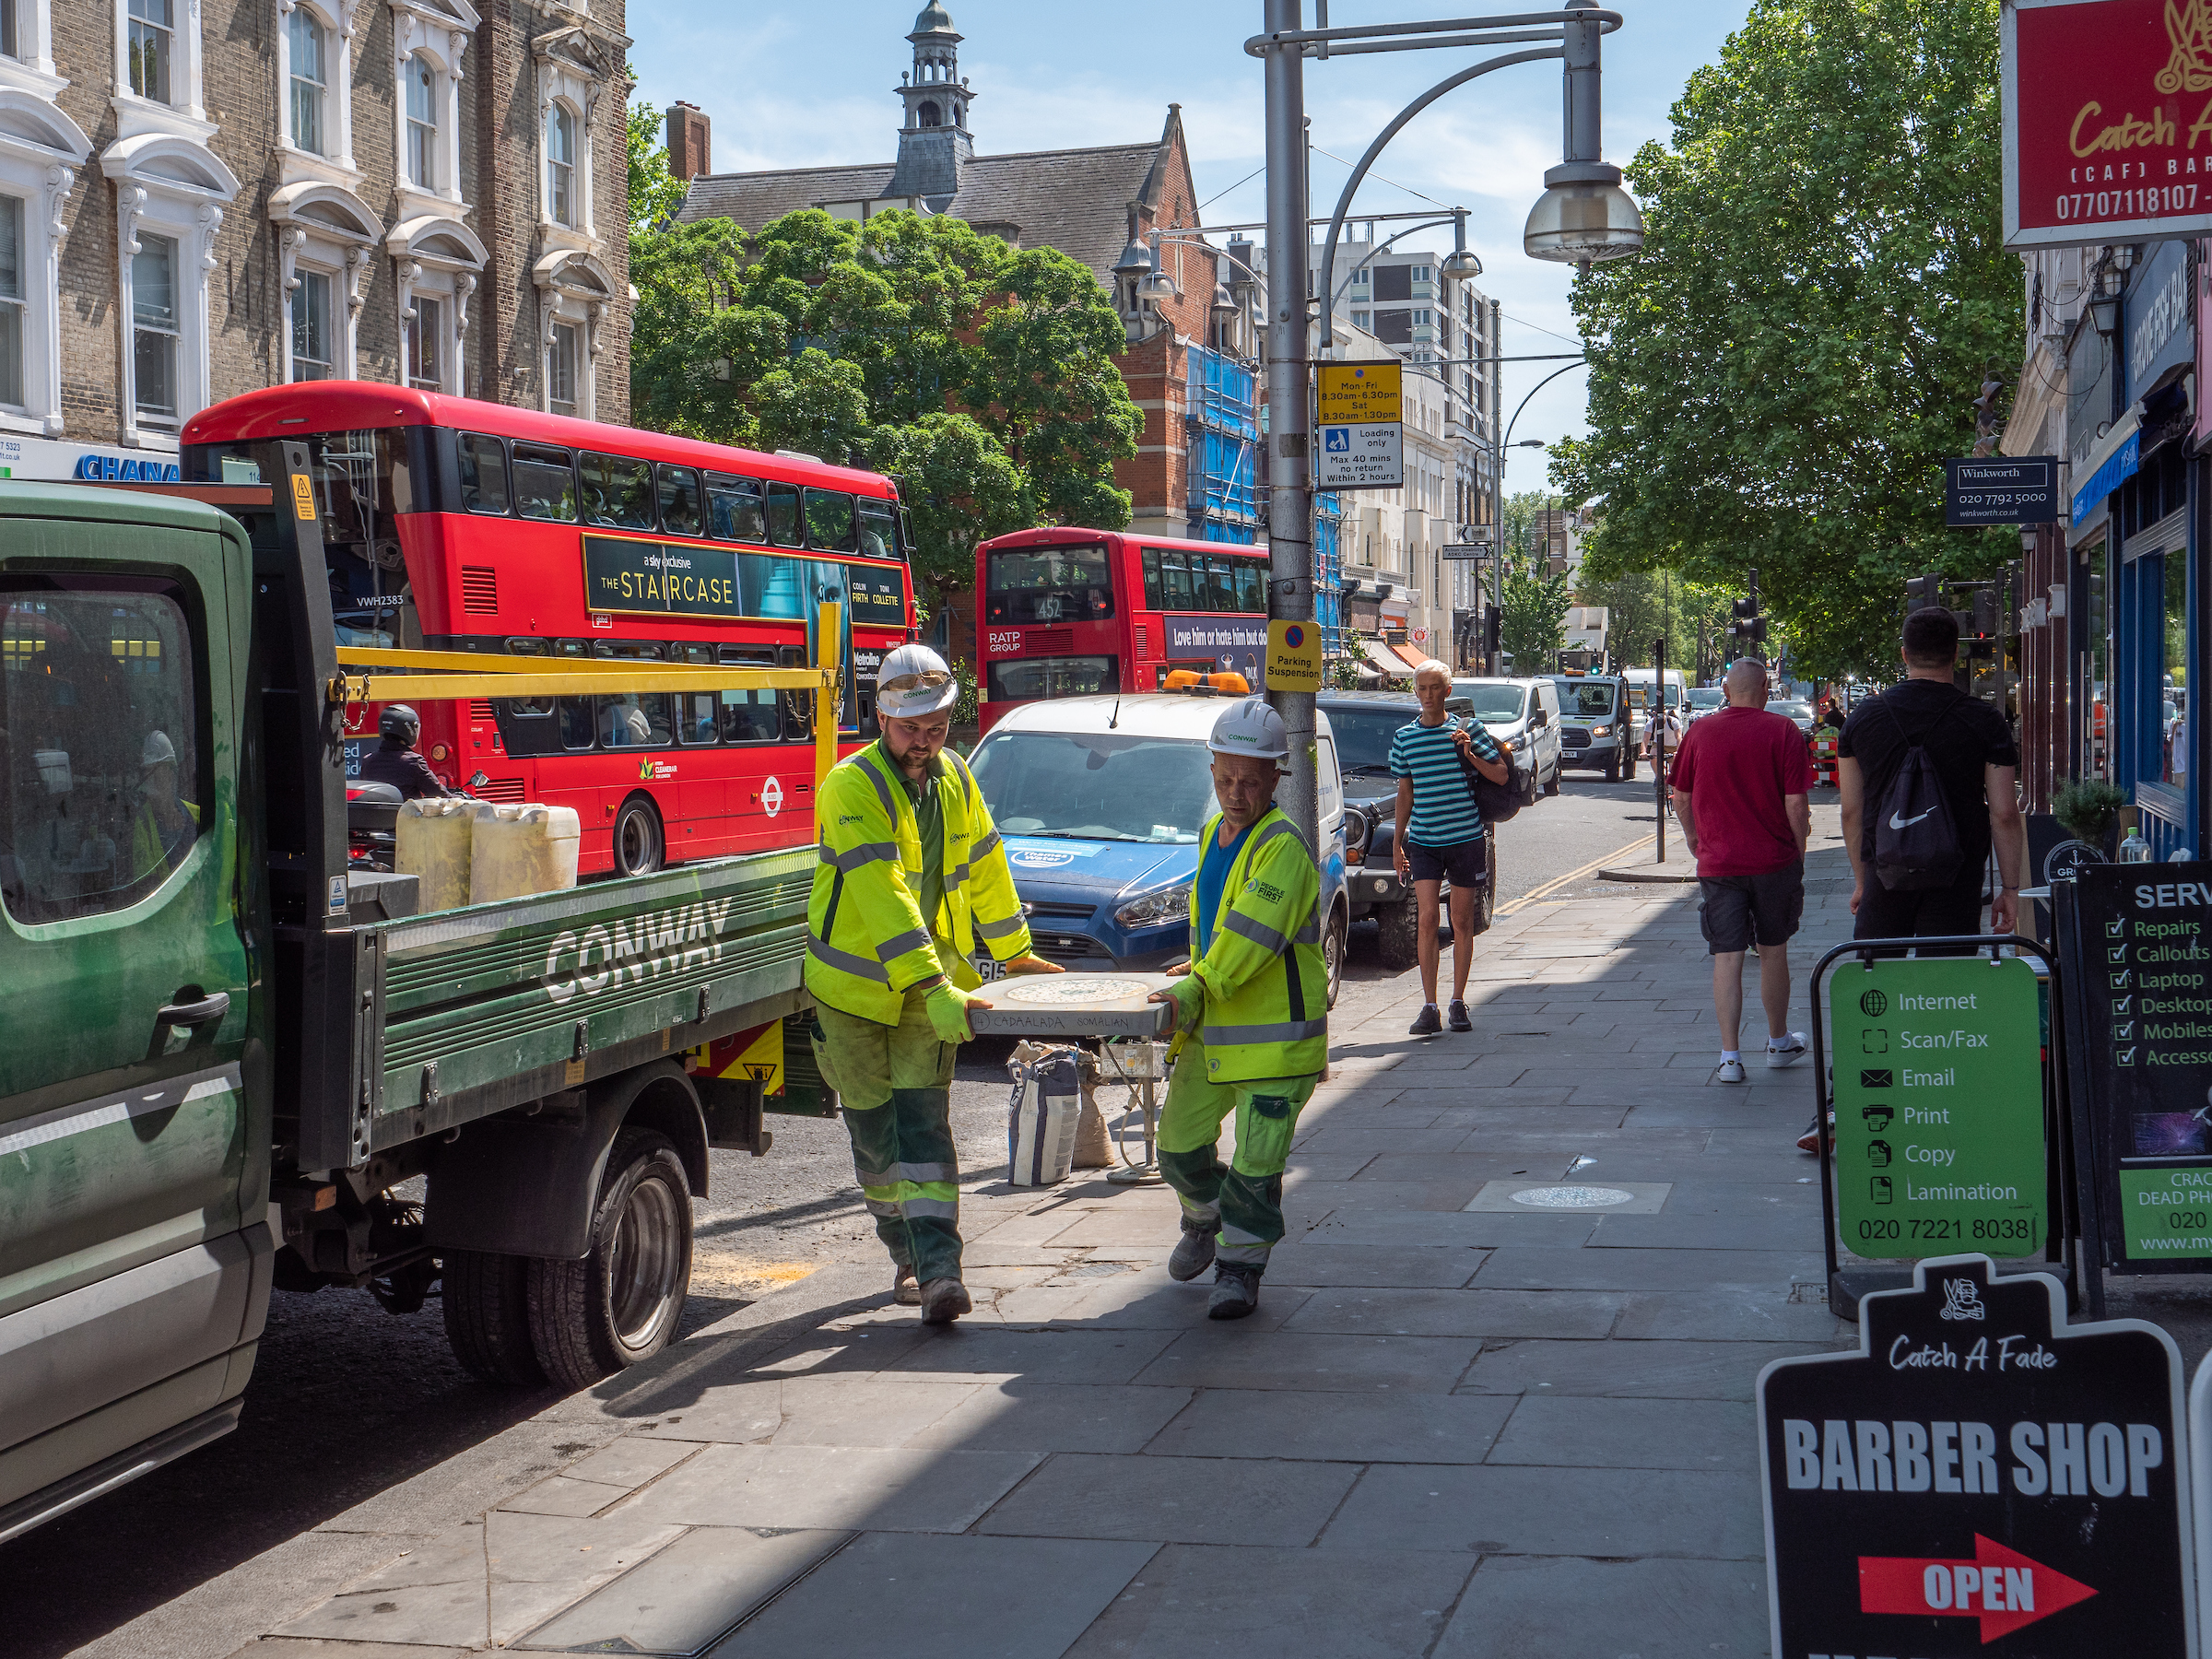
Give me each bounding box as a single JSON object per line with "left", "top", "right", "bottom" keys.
{"left": 885, "top": 2, "right": 973, "bottom": 206}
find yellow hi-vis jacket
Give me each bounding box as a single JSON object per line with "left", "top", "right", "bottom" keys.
{"left": 805, "top": 741, "right": 1034, "bottom": 1024}
{"left": 1177, "top": 805, "right": 1328, "bottom": 1082}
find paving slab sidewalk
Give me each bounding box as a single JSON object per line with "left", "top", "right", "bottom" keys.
{"left": 195, "top": 836, "right": 1867, "bottom": 1659}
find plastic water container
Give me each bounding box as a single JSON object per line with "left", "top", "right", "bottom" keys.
{"left": 470, "top": 804, "right": 582, "bottom": 905}
{"left": 396, "top": 798, "right": 488, "bottom": 912}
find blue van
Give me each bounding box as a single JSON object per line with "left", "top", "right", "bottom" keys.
{"left": 964, "top": 693, "right": 1350, "bottom": 1006}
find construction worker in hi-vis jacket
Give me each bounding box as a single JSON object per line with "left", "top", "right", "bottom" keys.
{"left": 1147, "top": 698, "right": 1329, "bottom": 1321}
{"left": 803, "top": 642, "right": 1061, "bottom": 1324}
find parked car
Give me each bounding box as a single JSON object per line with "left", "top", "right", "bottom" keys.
{"left": 1549, "top": 673, "right": 1635, "bottom": 781}
{"left": 965, "top": 692, "right": 1351, "bottom": 1006}
{"left": 1684, "top": 687, "right": 1724, "bottom": 724}
{"left": 1317, "top": 688, "right": 1498, "bottom": 971}
{"left": 1767, "top": 699, "right": 1817, "bottom": 735}
{"left": 1453, "top": 677, "right": 1562, "bottom": 799}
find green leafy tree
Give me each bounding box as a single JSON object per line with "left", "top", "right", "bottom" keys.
{"left": 868, "top": 413, "right": 1036, "bottom": 625}
{"left": 1550, "top": 0, "right": 2022, "bottom": 680}
{"left": 626, "top": 95, "right": 686, "bottom": 233}
{"left": 1499, "top": 562, "right": 1572, "bottom": 672}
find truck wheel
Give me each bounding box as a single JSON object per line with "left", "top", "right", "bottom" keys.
{"left": 442, "top": 1250, "right": 547, "bottom": 1387}
{"left": 613, "top": 794, "right": 665, "bottom": 877}
{"left": 1604, "top": 751, "right": 1621, "bottom": 782}
{"left": 1377, "top": 893, "right": 1419, "bottom": 971}
{"left": 527, "top": 1128, "right": 693, "bottom": 1391}
{"left": 1324, "top": 902, "right": 1348, "bottom": 1008}
{"left": 1622, "top": 750, "right": 1637, "bottom": 782}
{"left": 1542, "top": 762, "right": 1561, "bottom": 797}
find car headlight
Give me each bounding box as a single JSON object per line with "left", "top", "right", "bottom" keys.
{"left": 1508, "top": 733, "right": 1529, "bottom": 751}
{"left": 1591, "top": 723, "right": 1611, "bottom": 737}
{"left": 1114, "top": 882, "right": 1192, "bottom": 929}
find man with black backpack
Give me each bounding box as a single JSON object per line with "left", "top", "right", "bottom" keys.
{"left": 1808, "top": 607, "right": 2024, "bottom": 1151}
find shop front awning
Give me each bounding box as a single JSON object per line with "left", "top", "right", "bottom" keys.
{"left": 2072, "top": 406, "right": 2141, "bottom": 526}
{"left": 1361, "top": 639, "right": 1411, "bottom": 679}
{"left": 1391, "top": 641, "right": 1433, "bottom": 672}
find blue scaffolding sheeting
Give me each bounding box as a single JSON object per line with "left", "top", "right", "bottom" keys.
{"left": 1189, "top": 347, "right": 1259, "bottom": 542}
{"left": 1314, "top": 490, "right": 1344, "bottom": 656}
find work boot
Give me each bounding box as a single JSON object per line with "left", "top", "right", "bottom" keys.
{"left": 1169, "top": 1217, "right": 1218, "bottom": 1282}
{"left": 919, "top": 1277, "right": 971, "bottom": 1325}
{"left": 892, "top": 1264, "right": 922, "bottom": 1306}
{"left": 1207, "top": 1264, "right": 1262, "bottom": 1321}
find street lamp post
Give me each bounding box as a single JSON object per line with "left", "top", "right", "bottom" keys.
{"left": 1252, "top": 0, "right": 1638, "bottom": 853}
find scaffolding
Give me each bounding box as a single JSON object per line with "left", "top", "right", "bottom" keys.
{"left": 1313, "top": 490, "right": 1345, "bottom": 657}
{"left": 1188, "top": 346, "right": 1259, "bottom": 544}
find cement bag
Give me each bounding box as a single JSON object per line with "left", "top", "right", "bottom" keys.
{"left": 1006, "top": 1045, "right": 1082, "bottom": 1187}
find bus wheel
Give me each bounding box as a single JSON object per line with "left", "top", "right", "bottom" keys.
{"left": 441, "top": 1250, "right": 547, "bottom": 1387}
{"left": 613, "top": 794, "right": 665, "bottom": 877}
{"left": 526, "top": 1128, "right": 693, "bottom": 1391}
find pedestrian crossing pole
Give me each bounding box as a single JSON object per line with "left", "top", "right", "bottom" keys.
{"left": 1653, "top": 635, "right": 1667, "bottom": 865}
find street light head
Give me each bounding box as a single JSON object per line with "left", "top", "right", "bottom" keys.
{"left": 1524, "top": 165, "right": 1645, "bottom": 265}
{"left": 1440, "top": 247, "right": 1484, "bottom": 280}
{"left": 2089, "top": 294, "right": 2122, "bottom": 336}
{"left": 1138, "top": 267, "right": 1180, "bottom": 302}
{"left": 1514, "top": 439, "right": 1547, "bottom": 450}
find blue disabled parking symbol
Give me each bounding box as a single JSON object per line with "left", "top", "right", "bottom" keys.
{"left": 1323, "top": 427, "right": 1351, "bottom": 453}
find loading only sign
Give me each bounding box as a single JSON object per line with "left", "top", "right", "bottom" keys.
{"left": 1759, "top": 1253, "right": 2194, "bottom": 1657}
{"left": 1830, "top": 956, "right": 2050, "bottom": 1260}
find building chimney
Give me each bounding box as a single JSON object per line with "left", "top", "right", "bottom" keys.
{"left": 667, "top": 101, "right": 711, "bottom": 182}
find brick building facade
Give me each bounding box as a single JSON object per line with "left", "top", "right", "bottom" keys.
{"left": 3, "top": 0, "right": 629, "bottom": 479}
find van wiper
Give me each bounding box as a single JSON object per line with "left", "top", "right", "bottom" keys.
{"left": 1020, "top": 830, "right": 1147, "bottom": 841}
{"left": 1344, "top": 763, "right": 1396, "bottom": 776}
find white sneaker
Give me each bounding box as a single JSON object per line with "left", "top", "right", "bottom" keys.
{"left": 1715, "top": 1057, "right": 1746, "bottom": 1083}
{"left": 1767, "top": 1033, "right": 1810, "bottom": 1068}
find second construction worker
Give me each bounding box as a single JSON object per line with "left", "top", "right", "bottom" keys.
{"left": 804, "top": 642, "right": 1060, "bottom": 1325}
{"left": 1147, "top": 698, "right": 1329, "bottom": 1320}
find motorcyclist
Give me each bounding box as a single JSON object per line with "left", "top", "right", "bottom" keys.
{"left": 356, "top": 705, "right": 455, "bottom": 800}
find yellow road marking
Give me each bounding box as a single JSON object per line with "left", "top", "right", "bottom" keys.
{"left": 1498, "top": 832, "right": 1664, "bottom": 916}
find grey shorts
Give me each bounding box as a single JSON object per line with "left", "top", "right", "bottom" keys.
{"left": 1698, "top": 861, "right": 1806, "bottom": 955}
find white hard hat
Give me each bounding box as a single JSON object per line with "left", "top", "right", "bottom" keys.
{"left": 1207, "top": 697, "right": 1289, "bottom": 766}
{"left": 877, "top": 641, "right": 959, "bottom": 718}
{"left": 141, "top": 730, "right": 177, "bottom": 769}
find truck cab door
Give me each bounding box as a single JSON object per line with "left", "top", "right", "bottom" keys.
{"left": 0, "top": 512, "right": 261, "bottom": 1498}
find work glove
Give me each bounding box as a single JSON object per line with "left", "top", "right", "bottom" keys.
{"left": 925, "top": 982, "right": 982, "bottom": 1044}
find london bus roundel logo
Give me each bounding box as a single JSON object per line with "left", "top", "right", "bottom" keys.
{"left": 762, "top": 777, "right": 783, "bottom": 817}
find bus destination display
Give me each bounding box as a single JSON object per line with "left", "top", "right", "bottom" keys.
{"left": 1830, "top": 956, "right": 2048, "bottom": 1259}
{"left": 2060, "top": 864, "right": 2212, "bottom": 1269}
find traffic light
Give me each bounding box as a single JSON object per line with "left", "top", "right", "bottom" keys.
{"left": 1905, "top": 574, "right": 1942, "bottom": 613}
{"left": 1483, "top": 605, "right": 1502, "bottom": 661}
{"left": 1728, "top": 570, "right": 1767, "bottom": 645}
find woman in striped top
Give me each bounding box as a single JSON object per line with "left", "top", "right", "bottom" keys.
{"left": 1388, "top": 661, "right": 1509, "bottom": 1034}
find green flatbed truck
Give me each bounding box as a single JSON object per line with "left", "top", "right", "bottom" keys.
{"left": 0, "top": 446, "right": 838, "bottom": 1542}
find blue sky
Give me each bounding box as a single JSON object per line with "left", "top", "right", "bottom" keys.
{"left": 628, "top": 2, "right": 1756, "bottom": 500}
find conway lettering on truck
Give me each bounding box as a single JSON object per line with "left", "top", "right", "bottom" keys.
{"left": 0, "top": 421, "right": 846, "bottom": 1544}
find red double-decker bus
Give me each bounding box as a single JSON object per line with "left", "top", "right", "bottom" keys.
{"left": 179, "top": 384, "right": 914, "bottom": 876}
{"left": 975, "top": 527, "right": 1269, "bottom": 733}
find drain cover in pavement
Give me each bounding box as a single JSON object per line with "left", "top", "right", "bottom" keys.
{"left": 1465, "top": 1180, "right": 1673, "bottom": 1214}
{"left": 1510, "top": 1184, "right": 1637, "bottom": 1208}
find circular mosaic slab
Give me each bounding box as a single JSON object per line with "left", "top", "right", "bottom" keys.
{"left": 995, "top": 974, "right": 1152, "bottom": 1006}
{"left": 1508, "top": 1184, "right": 1639, "bottom": 1209}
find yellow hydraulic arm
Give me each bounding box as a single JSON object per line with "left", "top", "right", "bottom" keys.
{"left": 327, "top": 603, "right": 847, "bottom": 795}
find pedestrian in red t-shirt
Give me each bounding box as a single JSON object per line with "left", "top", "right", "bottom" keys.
{"left": 1668, "top": 658, "right": 1812, "bottom": 1083}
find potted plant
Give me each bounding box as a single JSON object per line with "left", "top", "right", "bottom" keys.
{"left": 2051, "top": 778, "right": 2126, "bottom": 856}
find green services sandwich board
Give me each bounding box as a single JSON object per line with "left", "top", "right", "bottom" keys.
{"left": 1830, "top": 955, "right": 2049, "bottom": 1260}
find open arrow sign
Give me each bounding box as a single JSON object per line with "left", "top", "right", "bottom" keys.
{"left": 1860, "top": 1535, "right": 2097, "bottom": 1641}
{"left": 1759, "top": 1254, "right": 2194, "bottom": 1656}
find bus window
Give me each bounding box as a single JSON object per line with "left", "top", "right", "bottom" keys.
{"left": 718, "top": 646, "right": 782, "bottom": 742}
{"left": 580, "top": 452, "right": 653, "bottom": 529}
{"left": 657, "top": 465, "right": 702, "bottom": 536}
{"left": 493, "top": 638, "right": 554, "bottom": 738}
{"left": 594, "top": 641, "right": 671, "bottom": 747}
{"left": 459, "top": 432, "right": 511, "bottom": 514}
{"left": 1233, "top": 557, "right": 1266, "bottom": 613}
{"left": 766, "top": 482, "right": 803, "bottom": 547}
{"left": 1159, "top": 548, "right": 1194, "bottom": 610}
{"left": 987, "top": 656, "right": 1119, "bottom": 701}
{"left": 673, "top": 642, "right": 717, "bottom": 743}
{"left": 706, "top": 473, "right": 765, "bottom": 543}
{"left": 856, "top": 500, "right": 897, "bottom": 560}
{"left": 777, "top": 644, "right": 813, "bottom": 740}
{"left": 512, "top": 442, "right": 577, "bottom": 521}
{"left": 1205, "top": 555, "right": 1240, "bottom": 611}
{"left": 804, "top": 488, "right": 857, "bottom": 552}
{"left": 983, "top": 542, "right": 1113, "bottom": 624}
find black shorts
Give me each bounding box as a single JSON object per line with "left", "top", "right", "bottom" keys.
{"left": 1698, "top": 860, "right": 1806, "bottom": 955}
{"left": 1853, "top": 861, "right": 1985, "bottom": 950}
{"left": 1405, "top": 836, "right": 1488, "bottom": 888}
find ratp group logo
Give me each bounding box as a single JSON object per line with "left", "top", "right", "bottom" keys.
{"left": 2161, "top": 0, "right": 2212, "bottom": 93}
{"left": 1861, "top": 988, "right": 1888, "bottom": 1018}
